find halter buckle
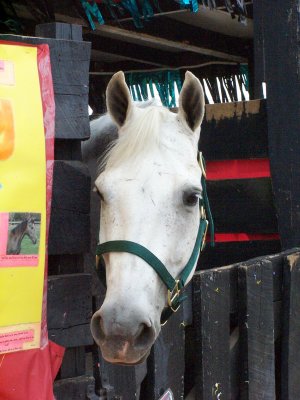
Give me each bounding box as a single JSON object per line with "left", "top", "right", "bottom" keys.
{"left": 200, "top": 205, "right": 206, "bottom": 220}
{"left": 167, "top": 280, "right": 181, "bottom": 313}
{"left": 201, "top": 219, "right": 209, "bottom": 251}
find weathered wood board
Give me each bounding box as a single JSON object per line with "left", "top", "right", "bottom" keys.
{"left": 47, "top": 274, "right": 93, "bottom": 347}
{"left": 54, "top": 375, "right": 95, "bottom": 400}
{"left": 49, "top": 160, "right": 90, "bottom": 254}
{"left": 239, "top": 260, "right": 276, "bottom": 400}
{"left": 193, "top": 267, "right": 231, "bottom": 400}
{"left": 257, "top": 1, "right": 300, "bottom": 249}
{"left": 281, "top": 253, "right": 300, "bottom": 399}
{"left": 144, "top": 308, "right": 185, "bottom": 400}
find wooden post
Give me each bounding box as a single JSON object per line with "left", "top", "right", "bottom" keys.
{"left": 281, "top": 253, "right": 300, "bottom": 399}
{"left": 258, "top": 1, "right": 300, "bottom": 249}
{"left": 193, "top": 267, "right": 231, "bottom": 400}
{"left": 144, "top": 308, "right": 185, "bottom": 400}
{"left": 238, "top": 260, "right": 276, "bottom": 400}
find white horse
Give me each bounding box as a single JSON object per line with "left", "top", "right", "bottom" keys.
{"left": 83, "top": 71, "right": 207, "bottom": 365}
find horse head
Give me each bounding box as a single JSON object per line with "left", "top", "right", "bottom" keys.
{"left": 90, "top": 71, "right": 206, "bottom": 365}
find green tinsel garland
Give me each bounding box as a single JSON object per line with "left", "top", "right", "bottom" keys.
{"left": 81, "top": 0, "right": 247, "bottom": 30}
{"left": 125, "top": 71, "right": 182, "bottom": 108}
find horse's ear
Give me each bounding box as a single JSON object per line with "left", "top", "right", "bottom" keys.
{"left": 106, "top": 71, "right": 132, "bottom": 128}
{"left": 178, "top": 71, "right": 205, "bottom": 132}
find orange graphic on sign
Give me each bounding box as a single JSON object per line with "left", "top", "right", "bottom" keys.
{"left": 0, "top": 99, "right": 14, "bottom": 160}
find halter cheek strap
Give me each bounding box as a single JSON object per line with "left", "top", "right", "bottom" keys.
{"left": 95, "top": 153, "right": 214, "bottom": 325}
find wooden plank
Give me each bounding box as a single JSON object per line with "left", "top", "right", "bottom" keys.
{"left": 126, "top": 14, "right": 251, "bottom": 58}
{"left": 183, "top": 283, "right": 193, "bottom": 326}
{"left": 229, "top": 265, "right": 238, "bottom": 314}
{"left": 48, "top": 208, "right": 90, "bottom": 255}
{"left": 86, "top": 33, "right": 172, "bottom": 68}
{"left": 55, "top": 14, "right": 247, "bottom": 63}
{"left": 242, "top": 247, "right": 300, "bottom": 300}
{"left": 238, "top": 260, "right": 276, "bottom": 400}
{"left": 52, "top": 161, "right": 90, "bottom": 214}
{"left": 193, "top": 267, "right": 231, "bottom": 400}
{"left": 261, "top": 1, "right": 300, "bottom": 249}
{"left": 143, "top": 307, "right": 185, "bottom": 400}
{"left": 47, "top": 274, "right": 93, "bottom": 347}
{"left": 99, "top": 351, "right": 147, "bottom": 400}
{"left": 199, "top": 240, "right": 281, "bottom": 270}
{"left": 273, "top": 300, "right": 282, "bottom": 341}
{"left": 184, "top": 325, "right": 196, "bottom": 397}
{"left": 200, "top": 100, "right": 268, "bottom": 160}
{"left": 55, "top": 93, "right": 90, "bottom": 140}
{"left": 54, "top": 140, "right": 82, "bottom": 161}
{"left": 53, "top": 375, "right": 95, "bottom": 400}
{"left": 237, "top": 262, "right": 249, "bottom": 399}
{"left": 207, "top": 178, "right": 278, "bottom": 233}
{"left": 230, "top": 327, "right": 240, "bottom": 400}
{"left": 49, "top": 160, "right": 90, "bottom": 255}
{"left": 48, "top": 254, "right": 84, "bottom": 275}
{"left": 281, "top": 253, "right": 300, "bottom": 399}
{"left": 59, "top": 347, "right": 86, "bottom": 379}
{"left": 36, "top": 22, "right": 83, "bottom": 41}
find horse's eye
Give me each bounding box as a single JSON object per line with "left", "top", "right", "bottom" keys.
{"left": 183, "top": 190, "right": 201, "bottom": 207}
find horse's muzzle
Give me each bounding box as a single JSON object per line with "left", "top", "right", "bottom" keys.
{"left": 90, "top": 306, "right": 156, "bottom": 364}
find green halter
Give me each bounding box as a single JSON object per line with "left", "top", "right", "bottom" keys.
{"left": 95, "top": 153, "right": 214, "bottom": 325}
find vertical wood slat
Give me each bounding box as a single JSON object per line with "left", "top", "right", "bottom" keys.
{"left": 60, "top": 347, "right": 86, "bottom": 379}
{"left": 99, "top": 355, "right": 146, "bottom": 400}
{"left": 281, "top": 253, "right": 300, "bottom": 399}
{"left": 239, "top": 260, "right": 276, "bottom": 400}
{"left": 193, "top": 267, "right": 231, "bottom": 400}
{"left": 144, "top": 307, "right": 185, "bottom": 400}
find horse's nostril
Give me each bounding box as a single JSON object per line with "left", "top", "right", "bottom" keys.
{"left": 91, "top": 312, "right": 106, "bottom": 343}
{"left": 134, "top": 323, "right": 155, "bottom": 350}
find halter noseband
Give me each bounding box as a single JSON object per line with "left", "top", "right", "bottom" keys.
{"left": 95, "top": 153, "right": 214, "bottom": 325}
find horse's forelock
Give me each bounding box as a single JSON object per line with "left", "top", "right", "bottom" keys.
{"left": 101, "top": 105, "right": 170, "bottom": 171}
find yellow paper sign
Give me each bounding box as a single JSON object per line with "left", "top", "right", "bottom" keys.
{"left": 0, "top": 44, "right": 46, "bottom": 353}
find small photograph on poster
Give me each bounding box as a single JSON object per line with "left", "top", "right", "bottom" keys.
{"left": 0, "top": 212, "right": 41, "bottom": 267}
{"left": 6, "top": 213, "right": 41, "bottom": 255}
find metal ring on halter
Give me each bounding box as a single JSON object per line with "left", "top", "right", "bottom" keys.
{"left": 167, "top": 279, "right": 181, "bottom": 313}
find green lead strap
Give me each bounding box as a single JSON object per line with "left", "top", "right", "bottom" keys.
{"left": 96, "top": 240, "right": 176, "bottom": 291}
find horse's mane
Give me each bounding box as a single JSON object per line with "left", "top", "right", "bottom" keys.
{"left": 100, "top": 104, "right": 171, "bottom": 171}
{"left": 11, "top": 219, "right": 27, "bottom": 234}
